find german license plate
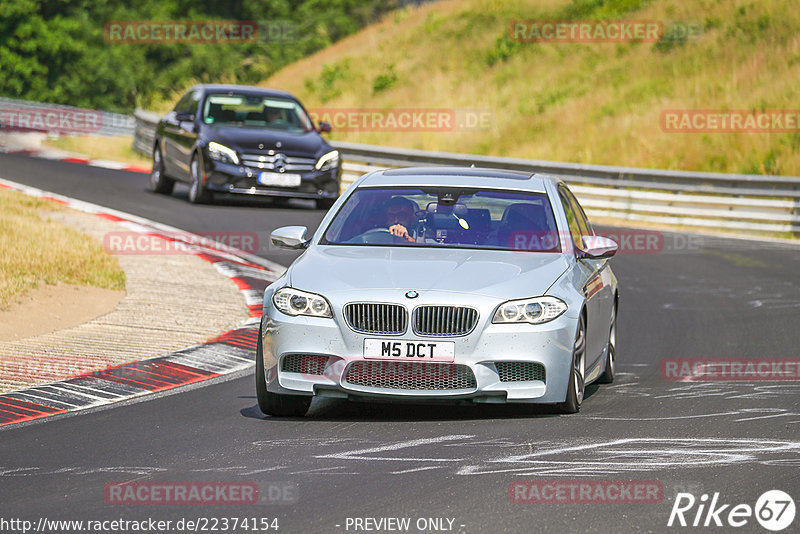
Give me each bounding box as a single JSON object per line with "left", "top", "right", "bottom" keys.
{"left": 363, "top": 339, "right": 455, "bottom": 361}
{"left": 257, "top": 172, "right": 301, "bottom": 187}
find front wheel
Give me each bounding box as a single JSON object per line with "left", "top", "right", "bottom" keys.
{"left": 255, "top": 325, "right": 311, "bottom": 417}
{"left": 597, "top": 302, "right": 617, "bottom": 384}
{"left": 150, "top": 145, "right": 175, "bottom": 195}
{"left": 188, "top": 153, "right": 211, "bottom": 204}
{"left": 557, "top": 314, "right": 586, "bottom": 414}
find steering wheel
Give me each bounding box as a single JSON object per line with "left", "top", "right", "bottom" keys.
{"left": 357, "top": 228, "right": 408, "bottom": 244}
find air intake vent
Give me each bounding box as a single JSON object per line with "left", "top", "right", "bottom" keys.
{"left": 281, "top": 354, "right": 329, "bottom": 376}
{"left": 344, "top": 361, "right": 477, "bottom": 390}
{"left": 496, "top": 362, "right": 546, "bottom": 382}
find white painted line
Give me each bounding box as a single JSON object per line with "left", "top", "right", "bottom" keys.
{"left": 390, "top": 466, "right": 442, "bottom": 474}
{"left": 315, "top": 434, "right": 474, "bottom": 462}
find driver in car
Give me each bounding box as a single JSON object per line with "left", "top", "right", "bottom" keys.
{"left": 264, "top": 107, "right": 283, "bottom": 123}
{"left": 386, "top": 196, "right": 418, "bottom": 242}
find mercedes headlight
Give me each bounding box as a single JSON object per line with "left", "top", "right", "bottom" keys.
{"left": 315, "top": 150, "right": 339, "bottom": 171}
{"left": 207, "top": 142, "right": 240, "bottom": 165}
{"left": 492, "top": 296, "right": 567, "bottom": 324}
{"left": 273, "top": 287, "right": 332, "bottom": 318}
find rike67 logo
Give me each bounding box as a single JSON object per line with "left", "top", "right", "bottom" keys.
{"left": 668, "top": 490, "right": 795, "bottom": 531}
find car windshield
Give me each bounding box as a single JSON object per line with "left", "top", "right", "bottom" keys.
{"left": 202, "top": 94, "right": 314, "bottom": 133}
{"left": 321, "top": 187, "right": 561, "bottom": 252}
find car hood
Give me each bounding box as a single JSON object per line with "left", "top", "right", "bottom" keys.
{"left": 202, "top": 126, "right": 329, "bottom": 156}
{"left": 288, "top": 246, "right": 570, "bottom": 299}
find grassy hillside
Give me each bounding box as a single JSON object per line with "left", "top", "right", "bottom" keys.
{"left": 262, "top": 0, "right": 800, "bottom": 176}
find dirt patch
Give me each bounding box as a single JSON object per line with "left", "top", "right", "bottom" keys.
{"left": 0, "top": 282, "right": 124, "bottom": 341}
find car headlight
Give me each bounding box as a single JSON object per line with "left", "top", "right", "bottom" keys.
{"left": 207, "top": 142, "right": 240, "bottom": 165}
{"left": 492, "top": 296, "right": 567, "bottom": 324}
{"left": 315, "top": 150, "right": 339, "bottom": 171}
{"left": 272, "top": 287, "right": 332, "bottom": 318}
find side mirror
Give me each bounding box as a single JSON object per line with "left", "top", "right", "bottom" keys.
{"left": 318, "top": 121, "right": 332, "bottom": 133}
{"left": 271, "top": 226, "right": 310, "bottom": 250}
{"left": 580, "top": 235, "right": 618, "bottom": 259}
{"left": 175, "top": 112, "right": 194, "bottom": 122}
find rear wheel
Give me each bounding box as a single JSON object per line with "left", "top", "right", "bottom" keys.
{"left": 557, "top": 314, "right": 586, "bottom": 414}
{"left": 150, "top": 145, "right": 174, "bottom": 195}
{"left": 188, "top": 153, "right": 211, "bottom": 204}
{"left": 598, "top": 302, "right": 617, "bottom": 384}
{"left": 255, "top": 324, "right": 311, "bottom": 417}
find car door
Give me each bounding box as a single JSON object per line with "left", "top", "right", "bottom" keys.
{"left": 173, "top": 90, "right": 201, "bottom": 176}
{"left": 558, "top": 184, "right": 613, "bottom": 368}
{"left": 161, "top": 91, "right": 191, "bottom": 178}
{"left": 162, "top": 90, "right": 199, "bottom": 180}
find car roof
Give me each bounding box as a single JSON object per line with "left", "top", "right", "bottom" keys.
{"left": 191, "top": 84, "right": 296, "bottom": 100}
{"left": 358, "top": 167, "right": 552, "bottom": 193}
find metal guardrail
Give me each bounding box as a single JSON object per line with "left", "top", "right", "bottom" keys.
{"left": 0, "top": 97, "right": 136, "bottom": 137}
{"left": 133, "top": 109, "right": 800, "bottom": 234}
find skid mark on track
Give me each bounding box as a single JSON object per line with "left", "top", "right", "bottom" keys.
{"left": 455, "top": 437, "right": 800, "bottom": 476}
{"left": 4, "top": 437, "right": 799, "bottom": 478}
{"left": 314, "top": 434, "right": 474, "bottom": 462}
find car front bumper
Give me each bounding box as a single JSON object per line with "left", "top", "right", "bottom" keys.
{"left": 204, "top": 160, "right": 340, "bottom": 199}
{"left": 260, "top": 290, "right": 578, "bottom": 405}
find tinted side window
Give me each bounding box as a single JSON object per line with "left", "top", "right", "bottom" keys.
{"left": 173, "top": 92, "right": 193, "bottom": 113}
{"left": 558, "top": 187, "right": 583, "bottom": 250}
{"left": 186, "top": 91, "right": 201, "bottom": 115}
{"left": 563, "top": 186, "right": 593, "bottom": 237}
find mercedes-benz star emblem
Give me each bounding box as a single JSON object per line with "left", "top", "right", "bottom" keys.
{"left": 273, "top": 153, "right": 287, "bottom": 173}
{"left": 405, "top": 290, "right": 419, "bottom": 299}
{"left": 276, "top": 141, "right": 282, "bottom": 148}
{"left": 258, "top": 143, "right": 264, "bottom": 149}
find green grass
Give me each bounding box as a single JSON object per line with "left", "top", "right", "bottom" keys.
{"left": 0, "top": 190, "right": 126, "bottom": 309}
{"left": 44, "top": 135, "right": 151, "bottom": 167}
{"left": 261, "top": 0, "right": 800, "bottom": 176}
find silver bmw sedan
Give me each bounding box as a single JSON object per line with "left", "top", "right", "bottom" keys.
{"left": 257, "top": 167, "right": 619, "bottom": 416}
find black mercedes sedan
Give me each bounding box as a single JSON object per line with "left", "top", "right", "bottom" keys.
{"left": 150, "top": 84, "right": 341, "bottom": 207}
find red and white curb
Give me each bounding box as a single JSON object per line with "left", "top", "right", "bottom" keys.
{"left": 0, "top": 145, "right": 151, "bottom": 174}
{"left": 0, "top": 177, "right": 283, "bottom": 427}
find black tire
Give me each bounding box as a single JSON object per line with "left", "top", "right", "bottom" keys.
{"left": 188, "top": 153, "right": 211, "bottom": 204}
{"left": 597, "top": 302, "right": 617, "bottom": 384}
{"left": 316, "top": 198, "right": 336, "bottom": 210}
{"left": 557, "top": 313, "right": 586, "bottom": 414}
{"left": 255, "top": 324, "right": 312, "bottom": 417}
{"left": 150, "top": 144, "right": 175, "bottom": 195}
